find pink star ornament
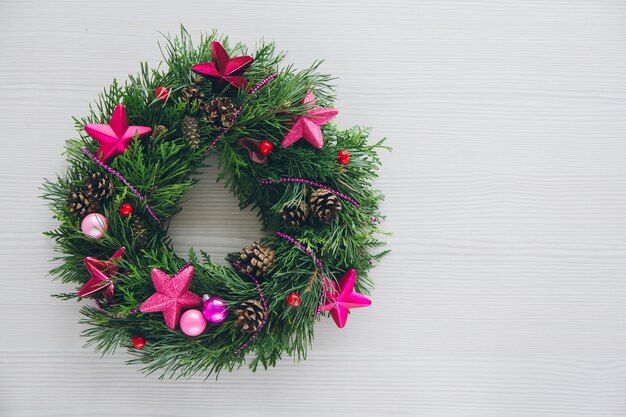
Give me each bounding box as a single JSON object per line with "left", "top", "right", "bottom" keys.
{"left": 320, "top": 269, "right": 371, "bottom": 328}
{"left": 78, "top": 247, "right": 125, "bottom": 303}
{"left": 84, "top": 104, "right": 152, "bottom": 162}
{"left": 139, "top": 265, "right": 202, "bottom": 329}
{"left": 281, "top": 91, "right": 338, "bottom": 149}
{"left": 191, "top": 41, "right": 254, "bottom": 90}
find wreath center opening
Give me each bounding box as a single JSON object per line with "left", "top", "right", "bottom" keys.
{"left": 168, "top": 160, "right": 266, "bottom": 265}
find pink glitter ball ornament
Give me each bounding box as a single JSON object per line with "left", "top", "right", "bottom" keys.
{"left": 81, "top": 213, "right": 108, "bottom": 239}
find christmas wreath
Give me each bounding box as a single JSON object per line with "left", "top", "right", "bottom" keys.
{"left": 43, "top": 29, "right": 388, "bottom": 378}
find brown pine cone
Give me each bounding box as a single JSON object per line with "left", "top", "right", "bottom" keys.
{"left": 180, "top": 83, "right": 205, "bottom": 103}
{"left": 67, "top": 191, "right": 99, "bottom": 217}
{"left": 181, "top": 116, "right": 201, "bottom": 150}
{"left": 151, "top": 124, "right": 168, "bottom": 140}
{"left": 280, "top": 201, "right": 309, "bottom": 227}
{"left": 238, "top": 243, "right": 276, "bottom": 278}
{"left": 204, "top": 97, "right": 236, "bottom": 130}
{"left": 309, "top": 188, "right": 342, "bottom": 224}
{"left": 131, "top": 216, "right": 150, "bottom": 250}
{"left": 234, "top": 299, "right": 266, "bottom": 333}
{"left": 82, "top": 172, "right": 115, "bottom": 202}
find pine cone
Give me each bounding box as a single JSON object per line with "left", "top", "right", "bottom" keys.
{"left": 82, "top": 172, "right": 114, "bottom": 202}
{"left": 151, "top": 124, "right": 168, "bottom": 140}
{"left": 309, "top": 188, "right": 342, "bottom": 224}
{"left": 131, "top": 216, "right": 150, "bottom": 250}
{"left": 181, "top": 116, "right": 201, "bottom": 150}
{"left": 204, "top": 97, "right": 236, "bottom": 130}
{"left": 180, "top": 83, "right": 205, "bottom": 103}
{"left": 238, "top": 243, "right": 276, "bottom": 278}
{"left": 66, "top": 191, "right": 99, "bottom": 217}
{"left": 280, "top": 201, "right": 309, "bottom": 227}
{"left": 234, "top": 299, "right": 266, "bottom": 333}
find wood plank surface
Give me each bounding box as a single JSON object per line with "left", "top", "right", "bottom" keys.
{"left": 1, "top": 0, "right": 626, "bottom": 415}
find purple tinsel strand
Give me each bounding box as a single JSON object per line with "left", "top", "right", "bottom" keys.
{"left": 258, "top": 177, "right": 360, "bottom": 208}
{"left": 82, "top": 147, "right": 162, "bottom": 226}
{"left": 206, "top": 73, "right": 278, "bottom": 153}
{"left": 275, "top": 231, "right": 330, "bottom": 316}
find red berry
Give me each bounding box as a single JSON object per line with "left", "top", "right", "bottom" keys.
{"left": 287, "top": 293, "right": 301, "bottom": 307}
{"left": 338, "top": 150, "right": 350, "bottom": 165}
{"left": 119, "top": 203, "right": 133, "bottom": 217}
{"left": 259, "top": 140, "right": 274, "bottom": 155}
{"left": 155, "top": 86, "right": 169, "bottom": 101}
{"left": 132, "top": 335, "right": 145, "bottom": 349}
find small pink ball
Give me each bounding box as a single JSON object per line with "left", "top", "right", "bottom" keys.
{"left": 180, "top": 309, "right": 206, "bottom": 337}
{"left": 81, "top": 213, "right": 108, "bottom": 239}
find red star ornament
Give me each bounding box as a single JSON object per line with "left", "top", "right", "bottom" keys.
{"left": 281, "top": 91, "right": 338, "bottom": 149}
{"left": 78, "top": 247, "right": 125, "bottom": 302}
{"left": 139, "top": 265, "right": 202, "bottom": 329}
{"left": 84, "top": 104, "right": 152, "bottom": 162}
{"left": 191, "top": 41, "right": 254, "bottom": 90}
{"left": 320, "top": 269, "right": 371, "bottom": 328}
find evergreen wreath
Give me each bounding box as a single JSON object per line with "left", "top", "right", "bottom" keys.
{"left": 43, "top": 28, "right": 388, "bottom": 379}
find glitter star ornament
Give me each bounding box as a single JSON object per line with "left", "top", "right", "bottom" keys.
{"left": 139, "top": 265, "right": 202, "bottom": 329}
{"left": 78, "top": 247, "right": 125, "bottom": 302}
{"left": 281, "top": 91, "right": 338, "bottom": 149}
{"left": 84, "top": 104, "right": 152, "bottom": 162}
{"left": 320, "top": 269, "right": 371, "bottom": 328}
{"left": 191, "top": 41, "right": 254, "bottom": 90}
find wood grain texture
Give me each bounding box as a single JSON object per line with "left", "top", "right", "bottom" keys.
{"left": 1, "top": 0, "right": 626, "bottom": 415}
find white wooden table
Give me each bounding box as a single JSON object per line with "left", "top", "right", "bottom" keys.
{"left": 1, "top": 0, "right": 626, "bottom": 415}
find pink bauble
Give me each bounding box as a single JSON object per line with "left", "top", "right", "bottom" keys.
{"left": 180, "top": 309, "right": 206, "bottom": 336}
{"left": 81, "top": 213, "right": 108, "bottom": 239}
{"left": 202, "top": 295, "right": 228, "bottom": 324}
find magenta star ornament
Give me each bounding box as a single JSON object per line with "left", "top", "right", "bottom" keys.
{"left": 320, "top": 269, "right": 371, "bottom": 328}
{"left": 139, "top": 265, "right": 202, "bottom": 329}
{"left": 281, "top": 91, "right": 338, "bottom": 149}
{"left": 78, "top": 247, "right": 125, "bottom": 302}
{"left": 84, "top": 104, "right": 152, "bottom": 162}
{"left": 191, "top": 41, "right": 254, "bottom": 90}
